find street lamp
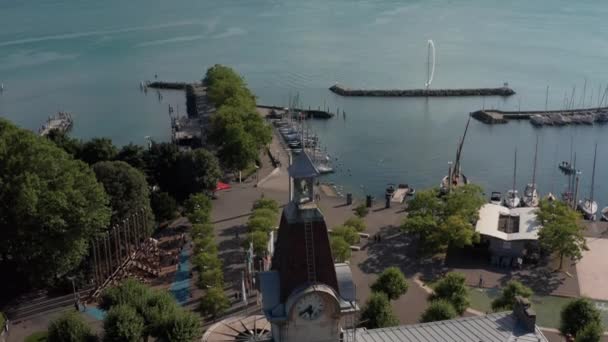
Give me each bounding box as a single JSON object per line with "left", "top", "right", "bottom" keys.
{"left": 66, "top": 275, "right": 78, "bottom": 308}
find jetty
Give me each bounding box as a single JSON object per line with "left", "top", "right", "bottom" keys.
{"left": 147, "top": 81, "right": 189, "bottom": 90}
{"left": 38, "top": 112, "right": 73, "bottom": 136}
{"left": 471, "top": 107, "right": 608, "bottom": 126}
{"left": 329, "top": 84, "right": 515, "bottom": 97}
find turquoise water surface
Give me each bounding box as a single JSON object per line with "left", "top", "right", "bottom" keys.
{"left": 2, "top": 0, "right": 608, "bottom": 204}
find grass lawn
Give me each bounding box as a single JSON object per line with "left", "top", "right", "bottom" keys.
{"left": 468, "top": 286, "right": 608, "bottom": 329}
{"left": 25, "top": 331, "right": 48, "bottom": 342}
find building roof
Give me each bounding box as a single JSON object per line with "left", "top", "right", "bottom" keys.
{"left": 353, "top": 312, "right": 548, "bottom": 342}
{"left": 476, "top": 204, "right": 542, "bottom": 241}
{"left": 288, "top": 152, "right": 319, "bottom": 178}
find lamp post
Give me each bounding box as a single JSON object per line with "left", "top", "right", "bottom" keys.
{"left": 66, "top": 275, "right": 78, "bottom": 310}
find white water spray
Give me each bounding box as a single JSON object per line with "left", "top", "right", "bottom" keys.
{"left": 425, "top": 39, "right": 436, "bottom": 89}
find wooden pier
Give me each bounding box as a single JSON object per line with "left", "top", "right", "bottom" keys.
{"left": 39, "top": 112, "right": 73, "bottom": 136}
{"left": 329, "top": 84, "right": 515, "bottom": 97}
{"left": 471, "top": 107, "right": 608, "bottom": 126}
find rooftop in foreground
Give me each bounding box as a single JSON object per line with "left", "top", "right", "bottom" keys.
{"left": 352, "top": 311, "right": 548, "bottom": 342}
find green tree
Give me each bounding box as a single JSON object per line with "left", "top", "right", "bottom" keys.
{"left": 575, "top": 321, "right": 603, "bottom": 342}
{"left": 192, "top": 252, "right": 222, "bottom": 271}
{"left": 199, "top": 286, "right": 230, "bottom": 318}
{"left": 103, "top": 305, "right": 145, "bottom": 342}
{"left": 151, "top": 191, "right": 178, "bottom": 223}
{"left": 491, "top": 280, "right": 533, "bottom": 311}
{"left": 93, "top": 161, "right": 153, "bottom": 226}
{"left": 332, "top": 225, "right": 360, "bottom": 245}
{"left": 173, "top": 149, "right": 221, "bottom": 200}
{"left": 99, "top": 278, "right": 151, "bottom": 311}
{"left": 78, "top": 137, "right": 117, "bottom": 165}
{"left": 252, "top": 198, "right": 279, "bottom": 213}
{"left": 184, "top": 193, "right": 212, "bottom": 224}
{"left": 218, "top": 123, "right": 258, "bottom": 172}
{"left": 560, "top": 298, "right": 602, "bottom": 338}
{"left": 250, "top": 208, "right": 278, "bottom": 223}
{"left": 371, "top": 267, "right": 409, "bottom": 300}
{"left": 430, "top": 272, "right": 469, "bottom": 315}
{"left": 191, "top": 223, "right": 214, "bottom": 239}
{"left": 330, "top": 236, "right": 351, "bottom": 262}
{"left": 198, "top": 268, "right": 224, "bottom": 289}
{"left": 359, "top": 292, "right": 399, "bottom": 329}
{"left": 117, "top": 143, "right": 147, "bottom": 171}
{"left": 242, "top": 111, "right": 271, "bottom": 148}
{"left": 144, "top": 142, "right": 179, "bottom": 190}
{"left": 47, "top": 311, "right": 95, "bottom": 342}
{"left": 420, "top": 300, "right": 458, "bottom": 323}
{"left": 537, "top": 199, "right": 587, "bottom": 269}
{"left": 0, "top": 119, "right": 111, "bottom": 286}
{"left": 46, "top": 129, "right": 82, "bottom": 156}
{"left": 247, "top": 230, "right": 269, "bottom": 257}
{"left": 402, "top": 185, "right": 483, "bottom": 254}
{"left": 248, "top": 215, "right": 276, "bottom": 234}
{"left": 344, "top": 216, "right": 366, "bottom": 232}
{"left": 157, "top": 310, "right": 202, "bottom": 342}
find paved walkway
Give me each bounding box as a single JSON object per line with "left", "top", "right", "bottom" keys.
{"left": 170, "top": 246, "right": 192, "bottom": 305}
{"left": 577, "top": 238, "right": 608, "bottom": 301}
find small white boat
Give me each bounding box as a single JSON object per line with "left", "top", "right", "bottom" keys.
{"left": 601, "top": 207, "right": 608, "bottom": 222}
{"left": 578, "top": 199, "right": 598, "bottom": 220}
{"left": 545, "top": 192, "right": 557, "bottom": 202}
{"left": 504, "top": 190, "right": 521, "bottom": 208}
{"left": 522, "top": 184, "right": 539, "bottom": 207}
{"left": 490, "top": 191, "right": 502, "bottom": 205}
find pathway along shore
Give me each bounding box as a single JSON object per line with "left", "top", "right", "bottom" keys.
{"left": 329, "top": 84, "right": 515, "bottom": 97}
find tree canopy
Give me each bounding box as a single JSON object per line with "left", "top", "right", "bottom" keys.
{"left": 252, "top": 198, "right": 279, "bottom": 213}
{"left": 359, "top": 292, "right": 399, "bottom": 329}
{"left": 537, "top": 199, "right": 587, "bottom": 269}
{"left": 420, "top": 299, "right": 458, "bottom": 323}
{"left": 204, "top": 65, "right": 271, "bottom": 172}
{"left": 103, "top": 304, "right": 145, "bottom": 342}
{"left": 151, "top": 191, "right": 178, "bottom": 223}
{"left": 371, "top": 267, "right": 409, "bottom": 300}
{"left": 491, "top": 280, "right": 533, "bottom": 311}
{"left": 560, "top": 298, "right": 602, "bottom": 338}
{"left": 430, "top": 272, "right": 470, "bottom": 315}
{"left": 574, "top": 321, "right": 603, "bottom": 342}
{"left": 100, "top": 279, "right": 200, "bottom": 341}
{"left": 47, "top": 311, "right": 95, "bottom": 342}
{"left": 402, "top": 184, "right": 484, "bottom": 254}
{"left": 117, "top": 143, "right": 147, "bottom": 172}
{"left": 330, "top": 236, "right": 351, "bottom": 263}
{"left": 93, "top": 161, "right": 153, "bottom": 227}
{"left": 0, "top": 119, "right": 111, "bottom": 286}
{"left": 344, "top": 216, "right": 366, "bottom": 232}
{"left": 331, "top": 225, "right": 360, "bottom": 245}
{"left": 78, "top": 137, "right": 118, "bottom": 165}
{"left": 46, "top": 129, "right": 82, "bottom": 156}
{"left": 199, "top": 286, "right": 230, "bottom": 318}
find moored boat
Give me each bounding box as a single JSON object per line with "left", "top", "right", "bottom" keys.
{"left": 490, "top": 191, "right": 502, "bottom": 205}
{"left": 578, "top": 143, "right": 598, "bottom": 220}
{"left": 522, "top": 136, "right": 540, "bottom": 207}
{"left": 441, "top": 117, "right": 471, "bottom": 193}
{"left": 601, "top": 207, "right": 608, "bottom": 221}
{"left": 503, "top": 190, "right": 521, "bottom": 208}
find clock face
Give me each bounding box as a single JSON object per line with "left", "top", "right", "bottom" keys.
{"left": 295, "top": 293, "right": 325, "bottom": 321}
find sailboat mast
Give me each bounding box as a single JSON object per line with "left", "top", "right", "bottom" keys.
{"left": 513, "top": 148, "right": 517, "bottom": 194}
{"left": 590, "top": 143, "right": 597, "bottom": 202}
{"left": 532, "top": 136, "right": 538, "bottom": 185}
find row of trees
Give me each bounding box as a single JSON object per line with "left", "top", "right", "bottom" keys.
{"left": 246, "top": 198, "right": 280, "bottom": 258}
{"left": 44, "top": 279, "right": 201, "bottom": 342}
{"left": 184, "top": 194, "right": 230, "bottom": 318}
{"left": 330, "top": 216, "right": 366, "bottom": 262}
{"left": 359, "top": 267, "right": 408, "bottom": 329}
{"left": 204, "top": 65, "right": 272, "bottom": 173}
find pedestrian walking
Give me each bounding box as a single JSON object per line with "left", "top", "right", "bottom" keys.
{"left": 4, "top": 317, "right": 9, "bottom": 333}
{"left": 479, "top": 274, "right": 483, "bottom": 288}
{"left": 74, "top": 300, "right": 79, "bottom": 312}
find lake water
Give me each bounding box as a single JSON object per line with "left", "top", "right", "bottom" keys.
{"left": 2, "top": 0, "right": 608, "bottom": 207}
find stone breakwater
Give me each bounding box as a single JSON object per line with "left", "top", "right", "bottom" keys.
{"left": 329, "top": 84, "right": 515, "bottom": 97}
{"left": 471, "top": 107, "right": 608, "bottom": 126}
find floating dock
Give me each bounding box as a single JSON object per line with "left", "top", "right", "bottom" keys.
{"left": 329, "top": 84, "right": 515, "bottom": 97}
{"left": 258, "top": 105, "right": 334, "bottom": 119}
{"left": 471, "top": 107, "right": 608, "bottom": 126}
{"left": 39, "top": 112, "right": 73, "bottom": 136}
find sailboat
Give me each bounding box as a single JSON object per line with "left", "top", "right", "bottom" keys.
{"left": 440, "top": 117, "right": 471, "bottom": 193}
{"left": 578, "top": 144, "right": 598, "bottom": 220}
{"left": 503, "top": 149, "right": 521, "bottom": 208}
{"left": 522, "top": 137, "right": 540, "bottom": 207}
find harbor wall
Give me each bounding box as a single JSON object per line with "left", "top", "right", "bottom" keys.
{"left": 329, "top": 84, "right": 515, "bottom": 97}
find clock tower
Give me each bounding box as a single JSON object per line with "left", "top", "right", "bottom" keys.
{"left": 259, "top": 152, "right": 358, "bottom": 342}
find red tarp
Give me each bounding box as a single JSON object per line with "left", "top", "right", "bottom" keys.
{"left": 214, "top": 181, "right": 231, "bottom": 192}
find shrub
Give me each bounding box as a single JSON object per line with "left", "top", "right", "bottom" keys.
{"left": 332, "top": 225, "right": 360, "bottom": 245}
{"left": 491, "top": 280, "right": 533, "bottom": 311}
{"left": 330, "top": 236, "right": 351, "bottom": 262}
{"left": 354, "top": 204, "right": 369, "bottom": 218}
{"left": 47, "top": 311, "right": 95, "bottom": 342}
{"left": 371, "top": 267, "right": 408, "bottom": 300}
{"left": 359, "top": 293, "right": 399, "bottom": 329}
{"left": 344, "top": 216, "right": 366, "bottom": 232}
{"left": 560, "top": 298, "right": 602, "bottom": 337}
{"left": 420, "top": 300, "right": 458, "bottom": 323}
{"left": 430, "top": 272, "right": 469, "bottom": 315}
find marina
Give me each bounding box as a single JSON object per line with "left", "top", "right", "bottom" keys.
{"left": 471, "top": 107, "right": 608, "bottom": 126}
{"left": 38, "top": 112, "right": 73, "bottom": 136}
